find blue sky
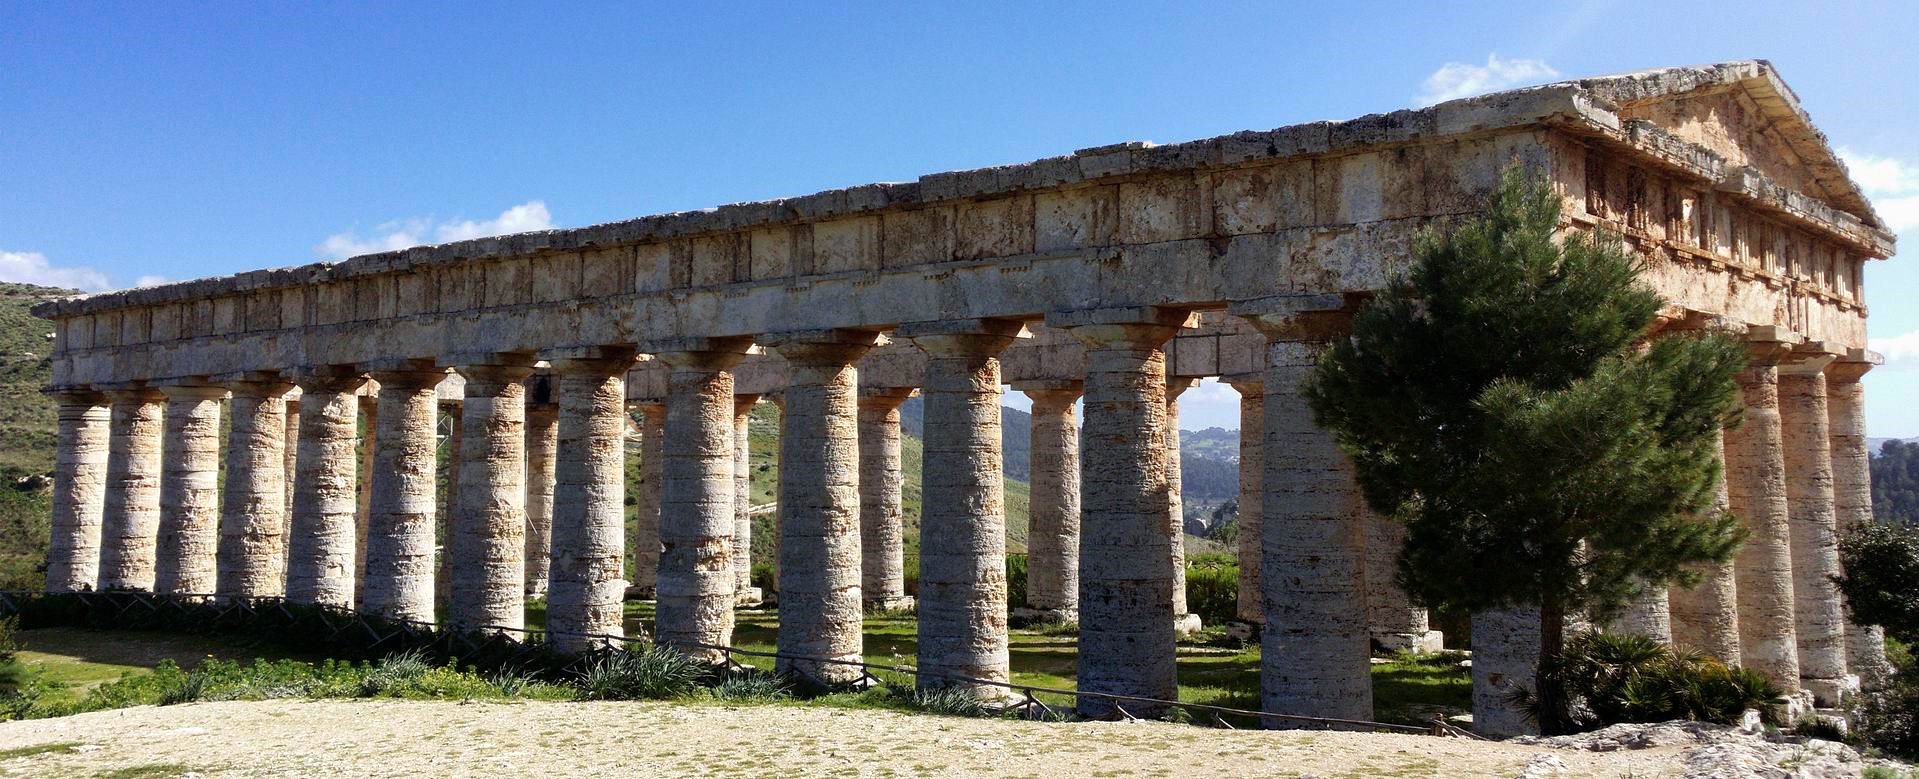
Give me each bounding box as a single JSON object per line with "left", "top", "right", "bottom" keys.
{"left": 3, "top": 1, "right": 1916, "bottom": 435}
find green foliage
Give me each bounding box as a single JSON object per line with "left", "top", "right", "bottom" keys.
{"left": 1837, "top": 519, "right": 1919, "bottom": 643}
{"left": 711, "top": 668, "right": 792, "bottom": 702}
{"left": 1873, "top": 440, "right": 1919, "bottom": 526}
{"left": 1859, "top": 662, "right": 1919, "bottom": 759}
{"left": 574, "top": 646, "right": 706, "bottom": 701}
{"left": 1521, "top": 632, "right": 1778, "bottom": 731}
{"left": 903, "top": 684, "right": 993, "bottom": 717}
{"left": 1183, "top": 554, "right": 1239, "bottom": 628}
{"left": 1004, "top": 553, "right": 1028, "bottom": 609}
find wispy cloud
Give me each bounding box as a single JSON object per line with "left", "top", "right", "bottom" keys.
{"left": 1415, "top": 54, "right": 1560, "bottom": 107}
{"left": 316, "top": 200, "right": 556, "bottom": 260}
{"left": 0, "top": 250, "right": 112, "bottom": 293}
{"left": 1872, "top": 328, "right": 1919, "bottom": 370}
{"left": 1839, "top": 147, "right": 1919, "bottom": 232}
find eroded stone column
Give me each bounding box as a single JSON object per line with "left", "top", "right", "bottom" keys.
{"left": 733, "top": 393, "right": 762, "bottom": 606}
{"left": 449, "top": 357, "right": 536, "bottom": 631}
{"left": 99, "top": 387, "right": 165, "bottom": 592}
{"left": 1668, "top": 427, "right": 1743, "bottom": 666}
{"left": 1724, "top": 328, "right": 1803, "bottom": 691}
{"left": 1779, "top": 344, "right": 1854, "bottom": 705}
{"left": 900, "top": 319, "right": 1022, "bottom": 698}
{"left": 523, "top": 384, "right": 559, "bottom": 598}
{"left": 1233, "top": 294, "right": 1372, "bottom": 726}
{"left": 1223, "top": 376, "right": 1264, "bottom": 624}
{"left": 1827, "top": 351, "right": 1894, "bottom": 690}
{"left": 1050, "top": 307, "right": 1183, "bottom": 718}
{"left": 1016, "top": 381, "right": 1080, "bottom": 619}
{"left": 1166, "top": 377, "right": 1200, "bottom": 635}
{"left": 768, "top": 331, "right": 877, "bottom": 686}
{"left": 630, "top": 401, "right": 665, "bottom": 599}
{"left": 547, "top": 349, "right": 634, "bottom": 654}
{"left": 355, "top": 396, "right": 377, "bottom": 597}
{"left": 155, "top": 385, "right": 224, "bottom": 594}
{"left": 47, "top": 391, "right": 110, "bottom": 592}
{"left": 218, "top": 378, "right": 292, "bottom": 600}
{"left": 436, "top": 400, "right": 462, "bottom": 607}
{"left": 362, "top": 364, "right": 445, "bottom": 622}
{"left": 283, "top": 399, "right": 299, "bottom": 523}
{"left": 286, "top": 370, "right": 367, "bottom": 608}
{"left": 858, "top": 387, "right": 915, "bottom": 611}
{"left": 650, "top": 339, "right": 751, "bottom": 662}
{"left": 1367, "top": 515, "right": 1440, "bottom": 652}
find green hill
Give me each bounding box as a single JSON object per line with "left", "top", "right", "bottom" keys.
{"left": 0, "top": 283, "right": 83, "bottom": 589}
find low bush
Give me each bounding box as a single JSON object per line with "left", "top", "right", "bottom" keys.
{"left": 1523, "top": 632, "right": 1777, "bottom": 731}
{"left": 1857, "top": 663, "right": 1919, "bottom": 760}
{"left": 574, "top": 646, "right": 706, "bottom": 701}
{"left": 1184, "top": 554, "right": 1239, "bottom": 628}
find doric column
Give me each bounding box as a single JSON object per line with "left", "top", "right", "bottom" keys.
{"left": 355, "top": 395, "right": 377, "bottom": 596}
{"left": 523, "top": 377, "right": 559, "bottom": 598}
{"left": 1014, "top": 380, "right": 1081, "bottom": 619}
{"left": 1724, "top": 326, "right": 1803, "bottom": 691}
{"left": 1668, "top": 426, "right": 1743, "bottom": 665}
{"left": 649, "top": 338, "right": 752, "bottom": 662}
{"left": 155, "top": 384, "right": 225, "bottom": 594}
{"left": 448, "top": 355, "right": 538, "bottom": 631}
{"left": 218, "top": 377, "right": 292, "bottom": 600}
{"left": 1048, "top": 307, "right": 1185, "bottom": 718}
{"left": 436, "top": 399, "right": 462, "bottom": 606}
{"left": 283, "top": 399, "right": 300, "bottom": 521}
{"left": 1231, "top": 294, "right": 1372, "bottom": 725}
{"left": 899, "top": 318, "right": 1023, "bottom": 698}
{"left": 1827, "top": 350, "right": 1894, "bottom": 690}
{"left": 1779, "top": 342, "right": 1855, "bottom": 705}
{"left": 858, "top": 386, "right": 916, "bottom": 611}
{"left": 732, "top": 393, "right": 762, "bottom": 606}
{"left": 46, "top": 390, "right": 110, "bottom": 592}
{"left": 1222, "top": 376, "right": 1264, "bottom": 623}
{"left": 546, "top": 348, "right": 636, "bottom": 654}
{"left": 99, "top": 386, "right": 165, "bottom": 592}
{"left": 361, "top": 362, "right": 445, "bottom": 622}
{"left": 286, "top": 369, "right": 367, "bottom": 608}
{"left": 767, "top": 330, "right": 878, "bottom": 686}
{"left": 1166, "top": 377, "right": 1200, "bottom": 635}
{"left": 630, "top": 400, "right": 665, "bottom": 598}
{"left": 1367, "top": 513, "right": 1441, "bottom": 652}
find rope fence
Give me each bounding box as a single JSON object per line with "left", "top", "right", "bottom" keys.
{"left": 0, "top": 589, "right": 1480, "bottom": 739}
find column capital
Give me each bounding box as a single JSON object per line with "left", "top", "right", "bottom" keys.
{"left": 155, "top": 383, "right": 227, "bottom": 401}
{"left": 215, "top": 371, "right": 293, "bottom": 395}
{"left": 45, "top": 387, "right": 106, "bottom": 406}
{"left": 289, "top": 365, "right": 370, "bottom": 393}
{"left": 733, "top": 393, "right": 761, "bottom": 413}
{"left": 895, "top": 318, "right": 1027, "bottom": 358}
{"left": 643, "top": 336, "right": 755, "bottom": 372}
{"left": 100, "top": 384, "right": 166, "bottom": 403}
{"left": 1045, "top": 306, "right": 1192, "bottom": 351}
{"left": 1011, "top": 379, "right": 1082, "bottom": 402}
{"left": 1228, "top": 292, "right": 1365, "bottom": 341}
{"left": 858, "top": 385, "right": 918, "bottom": 405}
{"left": 449, "top": 352, "right": 538, "bottom": 385}
{"left": 1220, "top": 372, "right": 1264, "bottom": 393}
{"left": 546, "top": 345, "right": 640, "bottom": 376}
{"left": 1739, "top": 325, "right": 1805, "bottom": 366}
{"left": 366, "top": 360, "right": 450, "bottom": 390}
{"left": 1167, "top": 377, "right": 1202, "bottom": 400}
{"left": 763, "top": 328, "right": 882, "bottom": 365}
{"left": 1780, "top": 340, "right": 1845, "bottom": 375}
{"left": 1825, "top": 348, "right": 1882, "bottom": 383}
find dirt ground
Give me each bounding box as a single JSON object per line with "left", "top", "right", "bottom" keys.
{"left": 0, "top": 698, "right": 1695, "bottom": 778}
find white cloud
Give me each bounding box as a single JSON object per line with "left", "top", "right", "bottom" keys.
{"left": 1839, "top": 147, "right": 1919, "bottom": 232}
{"left": 316, "top": 200, "right": 556, "bottom": 260}
{"left": 1415, "top": 54, "right": 1560, "bottom": 107}
{"left": 1871, "top": 328, "right": 1919, "bottom": 370}
{"left": 0, "top": 250, "right": 112, "bottom": 293}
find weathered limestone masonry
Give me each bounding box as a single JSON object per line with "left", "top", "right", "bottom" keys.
{"left": 154, "top": 385, "right": 222, "bottom": 594}
{"left": 1826, "top": 352, "right": 1896, "bottom": 689}
{"left": 731, "top": 393, "right": 760, "bottom": 606}
{"left": 32, "top": 62, "right": 1894, "bottom": 734}
{"left": 1668, "top": 426, "right": 1744, "bottom": 666}
{"left": 523, "top": 379, "right": 559, "bottom": 598}
{"left": 1165, "top": 377, "right": 1200, "bottom": 635}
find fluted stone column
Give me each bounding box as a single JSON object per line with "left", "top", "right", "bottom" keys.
{"left": 547, "top": 350, "right": 634, "bottom": 654}
{"left": 1668, "top": 427, "right": 1743, "bottom": 666}
{"left": 362, "top": 364, "right": 444, "bottom": 622}
{"left": 355, "top": 396, "right": 377, "bottom": 597}
{"left": 651, "top": 339, "right": 752, "bottom": 662}
{"left": 732, "top": 393, "right": 762, "bottom": 606}
{"left": 1827, "top": 351, "right": 1894, "bottom": 690}
{"left": 858, "top": 386, "right": 915, "bottom": 611}
{"left": 99, "top": 387, "right": 165, "bottom": 591}
{"left": 436, "top": 400, "right": 462, "bottom": 607}
{"left": 1367, "top": 515, "right": 1441, "bottom": 652}
{"left": 47, "top": 391, "right": 110, "bottom": 592}
{"left": 218, "top": 379, "right": 292, "bottom": 600}
{"left": 285, "top": 371, "right": 367, "bottom": 608}
{"left": 630, "top": 401, "right": 665, "bottom": 599}
{"left": 768, "top": 331, "right": 877, "bottom": 686}
{"left": 283, "top": 400, "right": 299, "bottom": 521}
{"left": 900, "top": 319, "right": 1022, "bottom": 698}
{"left": 1050, "top": 307, "right": 1184, "bottom": 718}
{"left": 155, "top": 385, "right": 224, "bottom": 594}
{"left": 1166, "top": 377, "right": 1200, "bottom": 635}
{"left": 1725, "top": 328, "right": 1802, "bottom": 691}
{"left": 448, "top": 357, "right": 537, "bottom": 631}
{"left": 1223, "top": 376, "right": 1264, "bottom": 624}
{"left": 1779, "top": 344, "right": 1855, "bottom": 705}
{"left": 1233, "top": 294, "right": 1372, "bottom": 726}
{"left": 523, "top": 389, "right": 559, "bottom": 598}
{"left": 1016, "top": 381, "right": 1080, "bottom": 619}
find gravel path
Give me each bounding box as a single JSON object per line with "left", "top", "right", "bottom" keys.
{"left": 0, "top": 699, "right": 1693, "bottom": 778}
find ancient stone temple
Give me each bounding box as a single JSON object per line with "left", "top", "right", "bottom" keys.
{"left": 33, "top": 61, "right": 1895, "bottom": 734}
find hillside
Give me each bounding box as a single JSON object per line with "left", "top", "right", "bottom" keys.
{"left": 0, "top": 283, "right": 79, "bottom": 590}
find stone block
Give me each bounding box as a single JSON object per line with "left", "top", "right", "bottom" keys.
{"left": 814, "top": 215, "right": 880, "bottom": 274}
{"left": 1034, "top": 187, "right": 1117, "bottom": 252}
{"left": 881, "top": 206, "right": 954, "bottom": 269}
{"left": 1119, "top": 175, "right": 1201, "bottom": 244}
{"left": 955, "top": 196, "right": 1034, "bottom": 260}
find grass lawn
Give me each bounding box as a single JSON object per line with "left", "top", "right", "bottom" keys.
{"left": 13, "top": 627, "right": 287, "bottom": 708}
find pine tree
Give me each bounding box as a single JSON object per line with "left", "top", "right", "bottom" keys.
{"left": 1304, "top": 168, "right": 1747, "bottom": 734}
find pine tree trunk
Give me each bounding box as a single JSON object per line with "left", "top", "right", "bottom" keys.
{"left": 1537, "top": 590, "right": 1570, "bottom": 735}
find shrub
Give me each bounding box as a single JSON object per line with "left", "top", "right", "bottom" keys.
{"left": 711, "top": 669, "right": 791, "bottom": 703}
{"left": 1005, "top": 554, "right": 1028, "bottom": 610}
{"left": 1858, "top": 663, "right": 1919, "bottom": 760}
{"left": 906, "top": 685, "right": 991, "bottom": 717}
{"left": 1184, "top": 555, "right": 1239, "bottom": 628}
{"left": 357, "top": 650, "right": 432, "bottom": 697}
{"left": 1522, "top": 632, "right": 1778, "bottom": 731}
{"left": 575, "top": 647, "right": 705, "bottom": 701}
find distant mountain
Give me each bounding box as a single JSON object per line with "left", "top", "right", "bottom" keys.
{"left": 1870, "top": 438, "right": 1906, "bottom": 455}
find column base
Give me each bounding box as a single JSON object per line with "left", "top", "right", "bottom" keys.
{"left": 1373, "top": 630, "right": 1446, "bottom": 654}
{"left": 1010, "top": 606, "right": 1075, "bottom": 625}
{"left": 736, "top": 586, "right": 764, "bottom": 608}
{"left": 1768, "top": 689, "right": 1816, "bottom": 727}
{"left": 622, "top": 585, "right": 657, "bottom": 601}
{"left": 1174, "top": 613, "right": 1203, "bottom": 637}
{"left": 1224, "top": 621, "right": 1259, "bottom": 643}
{"left": 1802, "top": 674, "right": 1860, "bottom": 708}
{"left": 864, "top": 595, "right": 916, "bottom": 613}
